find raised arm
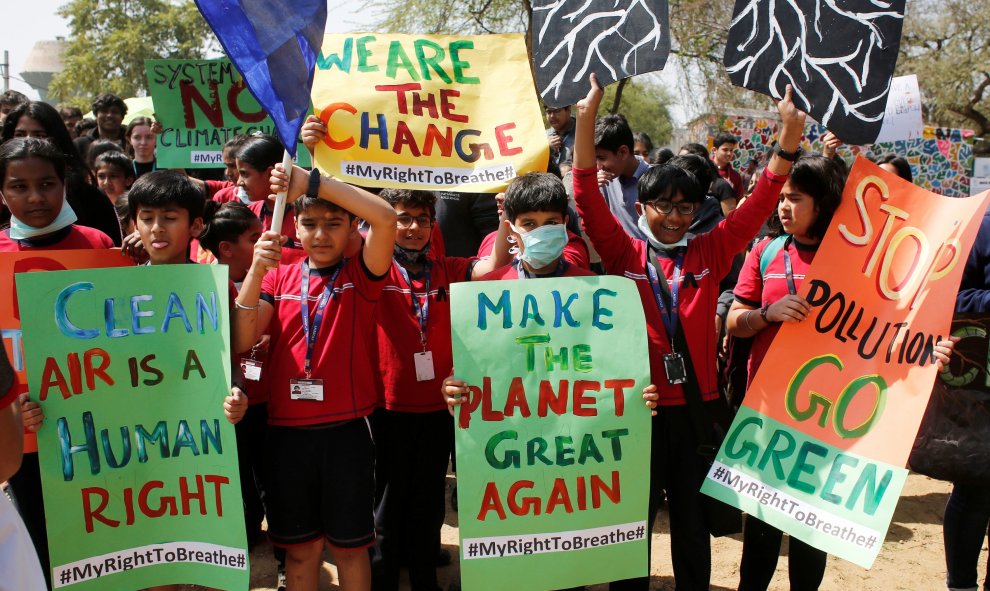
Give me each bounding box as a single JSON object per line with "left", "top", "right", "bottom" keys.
{"left": 271, "top": 164, "right": 398, "bottom": 276}
{"left": 572, "top": 75, "right": 601, "bottom": 171}
{"left": 570, "top": 74, "right": 639, "bottom": 270}
{"left": 470, "top": 203, "right": 511, "bottom": 277}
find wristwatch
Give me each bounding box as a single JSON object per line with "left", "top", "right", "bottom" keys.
{"left": 306, "top": 168, "right": 321, "bottom": 198}
{"left": 771, "top": 142, "right": 804, "bottom": 162}
{"left": 759, "top": 304, "right": 771, "bottom": 322}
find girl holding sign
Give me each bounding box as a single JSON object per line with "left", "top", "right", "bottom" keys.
{"left": 0, "top": 137, "right": 116, "bottom": 589}
{"left": 726, "top": 155, "right": 843, "bottom": 590}
{"left": 726, "top": 156, "right": 955, "bottom": 590}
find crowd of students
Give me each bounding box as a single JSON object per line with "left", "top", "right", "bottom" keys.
{"left": 0, "top": 71, "right": 975, "bottom": 591}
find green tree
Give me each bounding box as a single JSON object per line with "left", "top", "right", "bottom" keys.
{"left": 599, "top": 78, "right": 675, "bottom": 146}
{"left": 363, "top": 0, "right": 528, "bottom": 35}
{"left": 48, "top": 0, "right": 212, "bottom": 106}
{"left": 897, "top": 0, "right": 990, "bottom": 152}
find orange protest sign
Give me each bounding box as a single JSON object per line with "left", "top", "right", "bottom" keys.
{"left": 751, "top": 160, "right": 988, "bottom": 464}
{"left": 2, "top": 250, "right": 133, "bottom": 452}
{"left": 702, "top": 157, "right": 990, "bottom": 568}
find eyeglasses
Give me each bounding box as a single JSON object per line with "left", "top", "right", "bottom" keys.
{"left": 396, "top": 214, "right": 433, "bottom": 229}
{"left": 646, "top": 200, "right": 697, "bottom": 216}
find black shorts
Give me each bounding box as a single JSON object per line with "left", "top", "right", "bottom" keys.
{"left": 264, "top": 418, "right": 376, "bottom": 549}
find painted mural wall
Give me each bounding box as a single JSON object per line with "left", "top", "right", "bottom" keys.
{"left": 693, "top": 114, "right": 975, "bottom": 197}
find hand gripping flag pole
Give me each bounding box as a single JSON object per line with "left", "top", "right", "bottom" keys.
{"left": 195, "top": 0, "right": 327, "bottom": 233}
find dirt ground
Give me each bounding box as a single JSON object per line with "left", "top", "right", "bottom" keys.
{"left": 236, "top": 472, "right": 985, "bottom": 591}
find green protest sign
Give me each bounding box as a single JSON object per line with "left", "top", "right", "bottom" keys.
{"left": 146, "top": 58, "right": 311, "bottom": 169}
{"left": 16, "top": 265, "right": 247, "bottom": 590}
{"left": 451, "top": 276, "right": 651, "bottom": 590}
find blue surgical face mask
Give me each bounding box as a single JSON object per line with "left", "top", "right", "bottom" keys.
{"left": 511, "top": 222, "right": 568, "bottom": 269}
{"left": 8, "top": 191, "right": 78, "bottom": 240}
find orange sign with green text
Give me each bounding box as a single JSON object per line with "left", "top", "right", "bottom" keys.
{"left": 702, "top": 158, "right": 990, "bottom": 568}
{"left": 1, "top": 250, "right": 133, "bottom": 452}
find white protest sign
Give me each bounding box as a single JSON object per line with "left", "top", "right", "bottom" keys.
{"left": 874, "top": 75, "right": 924, "bottom": 144}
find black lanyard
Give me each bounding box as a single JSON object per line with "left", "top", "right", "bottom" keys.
{"left": 300, "top": 259, "right": 344, "bottom": 377}
{"left": 396, "top": 261, "right": 431, "bottom": 350}
{"left": 781, "top": 236, "right": 797, "bottom": 295}
{"left": 132, "top": 160, "right": 156, "bottom": 175}
{"left": 646, "top": 246, "right": 684, "bottom": 342}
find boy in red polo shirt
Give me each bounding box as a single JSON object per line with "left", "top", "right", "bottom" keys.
{"left": 232, "top": 164, "right": 396, "bottom": 591}
{"left": 371, "top": 188, "right": 511, "bottom": 591}
{"left": 481, "top": 172, "right": 593, "bottom": 280}
{"left": 571, "top": 74, "right": 806, "bottom": 590}
{"left": 441, "top": 172, "right": 659, "bottom": 591}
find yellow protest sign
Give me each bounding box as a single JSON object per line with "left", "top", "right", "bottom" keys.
{"left": 311, "top": 33, "right": 550, "bottom": 192}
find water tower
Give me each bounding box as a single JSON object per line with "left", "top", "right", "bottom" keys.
{"left": 20, "top": 38, "right": 66, "bottom": 103}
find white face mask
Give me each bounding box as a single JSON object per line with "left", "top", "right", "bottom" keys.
{"left": 236, "top": 186, "right": 252, "bottom": 204}
{"left": 637, "top": 214, "right": 689, "bottom": 250}
{"left": 7, "top": 190, "right": 78, "bottom": 240}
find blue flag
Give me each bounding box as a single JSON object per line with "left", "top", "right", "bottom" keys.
{"left": 195, "top": 0, "right": 327, "bottom": 157}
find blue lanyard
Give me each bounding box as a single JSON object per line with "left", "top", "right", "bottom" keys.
{"left": 396, "top": 261, "right": 431, "bottom": 349}
{"left": 645, "top": 247, "right": 683, "bottom": 341}
{"left": 781, "top": 236, "right": 798, "bottom": 295}
{"left": 300, "top": 259, "right": 344, "bottom": 377}
{"left": 514, "top": 258, "right": 570, "bottom": 279}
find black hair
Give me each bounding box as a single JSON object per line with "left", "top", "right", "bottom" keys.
{"left": 198, "top": 201, "right": 260, "bottom": 256}
{"left": 503, "top": 172, "right": 568, "bottom": 220}
{"left": 637, "top": 164, "right": 704, "bottom": 204}
{"left": 668, "top": 154, "right": 717, "bottom": 191}
{"left": 2, "top": 102, "right": 82, "bottom": 168}
{"left": 713, "top": 132, "right": 739, "bottom": 149}
{"left": 127, "top": 170, "right": 205, "bottom": 222}
{"left": 76, "top": 118, "right": 96, "bottom": 137}
{"left": 91, "top": 93, "right": 128, "bottom": 116}
{"left": 0, "top": 137, "right": 67, "bottom": 184}
{"left": 94, "top": 151, "right": 136, "bottom": 179}
{"left": 679, "top": 143, "right": 709, "bottom": 158}
{"left": 292, "top": 194, "right": 354, "bottom": 219}
{"left": 0, "top": 91, "right": 28, "bottom": 110}
{"left": 379, "top": 188, "right": 436, "bottom": 215}
{"left": 1, "top": 102, "right": 103, "bottom": 204}
{"left": 633, "top": 132, "right": 654, "bottom": 153}
{"left": 594, "top": 114, "right": 634, "bottom": 153}
{"left": 787, "top": 155, "right": 845, "bottom": 241}
{"left": 651, "top": 147, "right": 675, "bottom": 165}
{"left": 224, "top": 134, "right": 250, "bottom": 152}
{"left": 236, "top": 134, "right": 283, "bottom": 171}
{"left": 88, "top": 140, "right": 127, "bottom": 170}
{"left": 876, "top": 153, "right": 913, "bottom": 183}
{"left": 58, "top": 105, "right": 83, "bottom": 120}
